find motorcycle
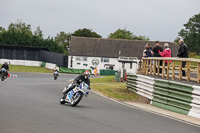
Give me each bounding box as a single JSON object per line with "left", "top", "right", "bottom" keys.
{"left": 0, "top": 68, "right": 7, "bottom": 81}
{"left": 60, "top": 81, "right": 90, "bottom": 106}
{"left": 53, "top": 71, "right": 59, "bottom": 80}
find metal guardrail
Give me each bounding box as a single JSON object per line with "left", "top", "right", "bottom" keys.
{"left": 127, "top": 74, "right": 200, "bottom": 118}
{"left": 141, "top": 57, "right": 200, "bottom": 83}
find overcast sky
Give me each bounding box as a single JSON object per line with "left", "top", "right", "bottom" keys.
{"left": 0, "top": 0, "right": 199, "bottom": 42}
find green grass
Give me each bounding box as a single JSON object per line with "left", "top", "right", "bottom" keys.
{"left": 91, "top": 76, "right": 145, "bottom": 102}
{"left": 7, "top": 65, "right": 52, "bottom": 73}
{"left": 90, "top": 76, "right": 115, "bottom": 83}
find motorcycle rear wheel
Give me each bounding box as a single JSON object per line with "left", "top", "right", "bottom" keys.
{"left": 1, "top": 72, "right": 4, "bottom": 81}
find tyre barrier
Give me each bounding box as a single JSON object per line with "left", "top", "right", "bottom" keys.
{"left": 0, "top": 59, "right": 57, "bottom": 70}
{"left": 127, "top": 74, "right": 200, "bottom": 119}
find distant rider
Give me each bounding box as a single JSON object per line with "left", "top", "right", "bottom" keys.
{"left": 61, "top": 70, "right": 91, "bottom": 100}
{"left": 1, "top": 62, "right": 9, "bottom": 78}
{"left": 53, "top": 69, "right": 59, "bottom": 76}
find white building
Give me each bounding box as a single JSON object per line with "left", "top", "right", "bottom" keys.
{"left": 68, "top": 36, "right": 178, "bottom": 75}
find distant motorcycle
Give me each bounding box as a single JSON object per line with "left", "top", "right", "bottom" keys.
{"left": 0, "top": 68, "right": 7, "bottom": 81}
{"left": 53, "top": 71, "right": 59, "bottom": 80}
{"left": 60, "top": 81, "right": 90, "bottom": 106}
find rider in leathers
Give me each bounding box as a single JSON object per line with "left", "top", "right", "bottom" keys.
{"left": 1, "top": 62, "right": 9, "bottom": 78}
{"left": 62, "top": 71, "right": 91, "bottom": 99}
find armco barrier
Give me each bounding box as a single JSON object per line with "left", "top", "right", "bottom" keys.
{"left": 127, "top": 74, "right": 200, "bottom": 119}
{"left": 45, "top": 63, "right": 56, "bottom": 69}
{"left": 0, "top": 59, "right": 57, "bottom": 70}
{"left": 127, "top": 74, "right": 154, "bottom": 100}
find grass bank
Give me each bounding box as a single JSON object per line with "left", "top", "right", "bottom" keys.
{"left": 90, "top": 76, "right": 149, "bottom": 103}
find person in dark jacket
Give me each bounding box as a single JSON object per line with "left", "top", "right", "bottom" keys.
{"left": 1, "top": 62, "right": 9, "bottom": 78}
{"left": 61, "top": 71, "right": 91, "bottom": 100}
{"left": 177, "top": 39, "right": 188, "bottom": 76}
{"left": 152, "top": 41, "right": 163, "bottom": 73}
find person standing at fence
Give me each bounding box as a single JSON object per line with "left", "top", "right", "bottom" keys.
{"left": 143, "top": 43, "right": 152, "bottom": 57}
{"left": 177, "top": 39, "right": 188, "bottom": 76}
{"left": 152, "top": 41, "right": 163, "bottom": 73}
{"left": 158, "top": 43, "right": 172, "bottom": 73}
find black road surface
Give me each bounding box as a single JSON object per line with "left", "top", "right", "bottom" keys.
{"left": 0, "top": 73, "right": 199, "bottom": 133}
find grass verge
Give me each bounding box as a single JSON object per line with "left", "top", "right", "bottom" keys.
{"left": 90, "top": 76, "right": 149, "bottom": 103}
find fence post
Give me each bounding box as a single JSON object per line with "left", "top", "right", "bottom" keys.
{"left": 197, "top": 63, "right": 200, "bottom": 83}
{"left": 150, "top": 60, "right": 152, "bottom": 75}
{"left": 162, "top": 60, "right": 165, "bottom": 78}
{"left": 187, "top": 62, "right": 190, "bottom": 81}
{"left": 179, "top": 61, "right": 182, "bottom": 80}
{"left": 166, "top": 61, "right": 169, "bottom": 79}
{"left": 172, "top": 61, "right": 175, "bottom": 80}
{"left": 153, "top": 59, "right": 156, "bottom": 76}
{"left": 142, "top": 59, "right": 145, "bottom": 74}
{"left": 145, "top": 59, "right": 149, "bottom": 75}
{"left": 157, "top": 60, "right": 160, "bottom": 76}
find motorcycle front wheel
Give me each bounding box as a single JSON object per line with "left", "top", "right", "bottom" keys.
{"left": 60, "top": 94, "right": 66, "bottom": 104}
{"left": 71, "top": 92, "right": 83, "bottom": 107}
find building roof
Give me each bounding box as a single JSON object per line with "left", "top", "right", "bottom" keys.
{"left": 69, "top": 36, "right": 179, "bottom": 59}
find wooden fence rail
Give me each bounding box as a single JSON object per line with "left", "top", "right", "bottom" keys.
{"left": 141, "top": 57, "right": 200, "bottom": 83}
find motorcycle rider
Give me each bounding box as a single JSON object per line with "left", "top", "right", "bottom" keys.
{"left": 61, "top": 70, "right": 91, "bottom": 100}
{"left": 53, "top": 69, "right": 59, "bottom": 76}
{"left": 1, "top": 62, "right": 9, "bottom": 78}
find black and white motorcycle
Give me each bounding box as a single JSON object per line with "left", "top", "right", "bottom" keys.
{"left": 60, "top": 81, "right": 90, "bottom": 106}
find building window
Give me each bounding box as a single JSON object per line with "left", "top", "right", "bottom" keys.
{"left": 76, "top": 56, "right": 87, "bottom": 61}
{"left": 101, "top": 58, "right": 109, "bottom": 62}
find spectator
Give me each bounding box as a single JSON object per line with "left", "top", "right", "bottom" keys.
{"left": 159, "top": 43, "right": 172, "bottom": 63}
{"left": 143, "top": 46, "right": 152, "bottom": 58}
{"left": 152, "top": 41, "right": 163, "bottom": 73}
{"left": 146, "top": 42, "right": 152, "bottom": 50}
{"left": 159, "top": 43, "right": 172, "bottom": 73}
{"left": 94, "top": 67, "right": 98, "bottom": 76}
{"left": 177, "top": 39, "right": 188, "bottom": 76}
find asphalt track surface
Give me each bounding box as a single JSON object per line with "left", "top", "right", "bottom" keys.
{"left": 0, "top": 72, "right": 200, "bottom": 133}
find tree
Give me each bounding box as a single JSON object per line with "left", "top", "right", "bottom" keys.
{"left": 0, "top": 20, "right": 64, "bottom": 54}
{"left": 54, "top": 31, "right": 72, "bottom": 55}
{"left": 1, "top": 20, "right": 33, "bottom": 46}
{"left": 108, "top": 29, "right": 134, "bottom": 40}
{"left": 72, "top": 28, "right": 102, "bottom": 38}
{"left": 108, "top": 28, "right": 149, "bottom": 41}
{"left": 177, "top": 13, "right": 200, "bottom": 53}
{"left": 134, "top": 35, "right": 149, "bottom": 41}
